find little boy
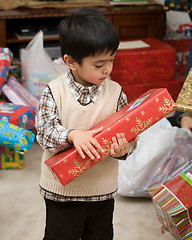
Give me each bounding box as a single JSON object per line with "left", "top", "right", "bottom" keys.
{"left": 37, "top": 7, "right": 138, "bottom": 240}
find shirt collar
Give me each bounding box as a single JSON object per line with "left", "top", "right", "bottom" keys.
{"left": 65, "top": 68, "right": 103, "bottom": 105}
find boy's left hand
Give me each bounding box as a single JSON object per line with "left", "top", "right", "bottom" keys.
{"left": 110, "top": 133, "right": 139, "bottom": 158}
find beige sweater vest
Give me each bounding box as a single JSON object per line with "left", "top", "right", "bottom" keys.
{"left": 40, "top": 74, "right": 122, "bottom": 197}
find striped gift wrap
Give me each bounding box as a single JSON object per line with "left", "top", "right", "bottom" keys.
{"left": 148, "top": 169, "right": 192, "bottom": 240}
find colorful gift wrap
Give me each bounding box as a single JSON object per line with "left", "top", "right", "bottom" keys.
{"left": 2, "top": 76, "right": 40, "bottom": 112}
{"left": 176, "top": 68, "right": 192, "bottom": 113}
{"left": 0, "top": 120, "right": 35, "bottom": 153}
{"left": 45, "top": 88, "right": 177, "bottom": 186}
{"left": 0, "top": 48, "right": 13, "bottom": 91}
{"left": 148, "top": 168, "right": 192, "bottom": 240}
{"left": 0, "top": 101, "right": 36, "bottom": 129}
{"left": 0, "top": 146, "right": 24, "bottom": 169}
{"left": 110, "top": 38, "right": 176, "bottom": 85}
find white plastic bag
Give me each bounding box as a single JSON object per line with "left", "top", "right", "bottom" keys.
{"left": 21, "top": 30, "right": 67, "bottom": 99}
{"left": 118, "top": 117, "right": 192, "bottom": 197}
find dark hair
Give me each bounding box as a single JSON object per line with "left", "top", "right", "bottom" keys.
{"left": 58, "top": 7, "right": 119, "bottom": 63}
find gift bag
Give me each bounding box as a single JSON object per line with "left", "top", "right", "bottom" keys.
{"left": 21, "top": 30, "right": 67, "bottom": 99}
{"left": 118, "top": 117, "right": 192, "bottom": 197}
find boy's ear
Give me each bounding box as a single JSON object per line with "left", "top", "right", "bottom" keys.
{"left": 63, "top": 54, "right": 77, "bottom": 70}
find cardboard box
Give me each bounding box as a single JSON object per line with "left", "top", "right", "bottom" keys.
{"left": 0, "top": 146, "right": 24, "bottom": 169}
{"left": 176, "top": 68, "right": 192, "bottom": 113}
{"left": 45, "top": 88, "right": 177, "bottom": 186}
{"left": 148, "top": 168, "right": 192, "bottom": 240}
{"left": 110, "top": 38, "right": 176, "bottom": 85}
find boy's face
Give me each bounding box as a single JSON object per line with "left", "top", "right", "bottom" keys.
{"left": 71, "top": 51, "right": 116, "bottom": 87}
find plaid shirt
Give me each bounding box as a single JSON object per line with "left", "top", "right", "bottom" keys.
{"left": 37, "top": 68, "right": 128, "bottom": 202}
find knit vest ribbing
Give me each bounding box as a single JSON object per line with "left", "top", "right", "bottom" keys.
{"left": 40, "top": 74, "right": 122, "bottom": 197}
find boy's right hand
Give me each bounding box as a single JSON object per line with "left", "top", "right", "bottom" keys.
{"left": 67, "top": 127, "right": 104, "bottom": 160}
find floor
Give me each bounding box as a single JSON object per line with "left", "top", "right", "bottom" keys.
{"left": 0, "top": 141, "right": 175, "bottom": 240}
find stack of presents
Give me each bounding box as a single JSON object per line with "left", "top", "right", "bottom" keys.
{"left": 111, "top": 38, "right": 185, "bottom": 102}
{"left": 0, "top": 48, "right": 38, "bottom": 169}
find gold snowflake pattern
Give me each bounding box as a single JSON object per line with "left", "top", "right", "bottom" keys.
{"left": 158, "top": 97, "right": 176, "bottom": 116}
{"left": 101, "top": 138, "right": 111, "bottom": 158}
{"left": 130, "top": 117, "right": 153, "bottom": 135}
{"left": 141, "top": 111, "right": 145, "bottom": 115}
{"left": 68, "top": 138, "right": 111, "bottom": 177}
{"left": 68, "top": 159, "right": 92, "bottom": 177}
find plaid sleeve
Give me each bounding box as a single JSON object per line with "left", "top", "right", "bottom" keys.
{"left": 116, "top": 90, "right": 128, "bottom": 112}
{"left": 36, "top": 87, "right": 72, "bottom": 152}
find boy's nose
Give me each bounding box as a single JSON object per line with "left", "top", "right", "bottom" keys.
{"left": 102, "top": 64, "right": 112, "bottom": 75}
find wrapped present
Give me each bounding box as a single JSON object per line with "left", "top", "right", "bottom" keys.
{"left": 0, "top": 120, "right": 35, "bottom": 153}
{"left": 0, "top": 101, "right": 35, "bottom": 129}
{"left": 2, "top": 76, "right": 39, "bottom": 112}
{"left": 45, "top": 88, "right": 177, "bottom": 186}
{"left": 176, "top": 68, "right": 192, "bottom": 113}
{"left": 0, "top": 48, "right": 13, "bottom": 91}
{"left": 122, "top": 75, "right": 185, "bottom": 102}
{"left": 148, "top": 168, "right": 192, "bottom": 240}
{"left": 110, "top": 38, "right": 176, "bottom": 85}
{"left": 0, "top": 146, "right": 24, "bottom": 169}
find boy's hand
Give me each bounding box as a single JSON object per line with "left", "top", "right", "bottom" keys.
{"left": 67, "top": 127, "right": 104, "bottom": 160}
{"left": 181, "top": 116, "right": 192, "bottom": 132}
{"left": 110, "top": 133, "right": 139, "bottom": 158}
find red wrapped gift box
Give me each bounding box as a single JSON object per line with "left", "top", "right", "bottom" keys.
{"left": 148, "top": 168, "right": 192, "bottom": 240}
{"left": 110, "top": 38, "right": 176, "bottom": 85}
{"left": 121, "top": 74, "right": 185, "bottom": 102}
{"left": 45, "top": 88, "right": 177, "bottom": 186}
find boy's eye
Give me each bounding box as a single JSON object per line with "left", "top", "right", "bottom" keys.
{"left": 95, "top": 64, "right": 103, "bottom": 68}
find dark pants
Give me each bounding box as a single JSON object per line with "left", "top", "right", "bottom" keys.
{"left": 43, "top": 198, "right": 114, "bottom": 240}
